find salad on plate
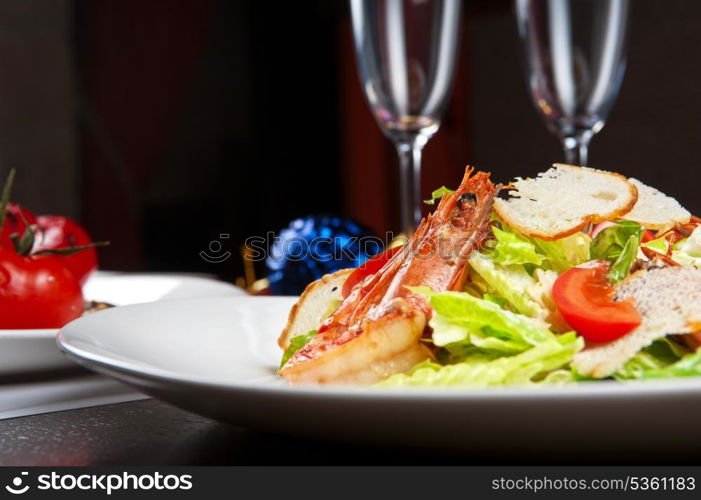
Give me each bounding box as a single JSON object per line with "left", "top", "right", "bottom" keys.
{"left": 277, "top": 164, "right": 701, "bottom": 387}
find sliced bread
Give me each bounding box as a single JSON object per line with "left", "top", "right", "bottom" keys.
{"left": 278, "top": 268, "right": 351, "bottom": 349}
{"left": 622, "top": 178, "right": 691, "bottom": 230}
{"left": 494, "top": 164, "right": 638, "bottom": 240}
{"left": 572, "top": 266, "right": 701, "bottom": 378}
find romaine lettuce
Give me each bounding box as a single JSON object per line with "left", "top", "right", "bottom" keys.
{"left": 615, "top": 338, "right": 701, "bottom": 380}
{"left": 642, "top": 235, "right": 668, "bottom": 254}
{"left": 673, "top": 225, "right": 701, "bottom": 269}
{"left": 419, "top": 286, "right": 554, "bottom": 347}
{"left": 533, "top": 232, "right": 591, "bottom": 272}
{"left": 646, "top": 351, "right": 701, "bottom": 379}
{"left": 409, "top": 286, "right": 562, "bottom": 361}
{"left": 491, "top": 226, "right": 545, "bottom": 266}
{"left": 423, "top": 186, "right": 454, "bottom": 205}
{"left": 279, "top": 330, "right": 317, "bottom": 368}
{"left": 590, "top": 220, "right": 642, "bottom": 282}
{"left": 468, "top": 252, "right": 547, "bottom": 319}
{"left": 376, "top": 332, "right": 583, "bottom": 387}
{"left": 489, "top": 218, "right": 590, "bottom": 272}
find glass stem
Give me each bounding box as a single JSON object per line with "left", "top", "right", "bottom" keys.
{"left": 562, "top": 130, "right": 593, "bottom": 166}
{"left": 395, "top": 135, "right": 427, "bottom": 237}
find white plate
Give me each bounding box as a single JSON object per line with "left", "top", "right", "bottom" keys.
{"left": 0, "top": 272, "right": 245, "bottom": 375}
{"left": 58, "top": 296, "right": 701, "bottom": 456}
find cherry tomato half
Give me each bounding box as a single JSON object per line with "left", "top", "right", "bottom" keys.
{"left": 33, "top": 215, "right": 98, "bottom": 286}
{"left": 551, "top": 261, "right": 641, "bottom": 343}
{"left": 0, "top": 247, "right": 83, "bottom": 329}
{"left": 341, "top": 245, "right": 404, "bottom": 298}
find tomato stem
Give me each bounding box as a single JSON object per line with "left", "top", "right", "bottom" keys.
{"left": 10, "top": 224, "right": 38, "bottom": 255}
{"left": 32, "top": 241, "right": 110, "bottom": 257}
{"left": 0, "top": 169, "right": 16, "bottom": 232}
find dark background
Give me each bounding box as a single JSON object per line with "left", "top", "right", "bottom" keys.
{"left": 2, "top": 0, "right": 699, "bottom": 283}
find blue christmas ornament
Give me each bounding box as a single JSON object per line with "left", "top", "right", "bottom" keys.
{"left": 266, "top": 215, "right": 382, "bottom": 295}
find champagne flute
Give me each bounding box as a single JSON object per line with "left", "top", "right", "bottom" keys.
{"left": 515, "top": 0, "right": 630, "bottom": 166}
{"left": 350, "top": 0, "right": 462, "bottom": 235}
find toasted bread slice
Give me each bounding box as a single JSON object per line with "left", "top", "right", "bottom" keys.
{"left": 621, "top": 178, "right": 691, "bottom": 230}
{"left": 494, "top": 164, "right": 638, "bottom": 240}
{"left": 572, "top": 266, "right": 701, "bottom": 378}
{"left": 277, "top": 268, "right": 352, "bottom": 349}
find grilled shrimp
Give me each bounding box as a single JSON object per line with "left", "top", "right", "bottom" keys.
{"left": 279, "top": 168, "right": 499, "bottom": 385}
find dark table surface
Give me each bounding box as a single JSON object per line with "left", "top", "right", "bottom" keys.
{"left": 0, "top": 399, "right": 477, "bottom": 466}
{"left": 0, "top": 397, "right": 698, "bottom": 466}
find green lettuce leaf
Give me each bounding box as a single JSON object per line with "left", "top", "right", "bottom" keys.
{"left": 590, "top": 221, "right": 643, "bottom": 282}
{"left": 533, "top": 232, "right": 591, "bottom": 272}
{"left": 614, "top": 339, "right": 682, "bottom": 379}
{"left": 483, "top": 293, "right": 508, "bottom": 308}
{"left": 541, "top": 369, "right": 577, "bottom": 384}
{"left": 491, "top": 226, "right": 545, "bottom": 266}
{"left": 430, "top": 313, "right": 530, "bottom": 354}
{"left": 645, "top": 351, "right": 701, "bottom": 379}
{"left": 615, "top": 338, "right": 700, "bottom": 380}
{"left": 376, "top": 332, "right": 583, "bottom": 387}
{"left": 428, "top": 288, "right": 553, "bottom": 344}
{"left": 279, "top": 330, "right": 317, "bottom": 368}
{"left": 468, "top": 252, "right": 546, "bottom": 319}
{"left": 673, "top": 225, "right": 701, "bottom": 269}
{"left": 490, "top": 218, "right": 590, "bottom": 272}
{"left": 423, "top": 186, "right": 454, "bottom": 205}
{"left": 409, "top": 286, "right": 555, "bottom": 356}
{"left": 642, "top": 235, "right": 668, "bottom": 253}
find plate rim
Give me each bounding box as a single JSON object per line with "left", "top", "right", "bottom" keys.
{"left": 0, "top": 271, "right": 244, "bottom": 338}
{"left": 56, "top": 295, "right": 701, "bottom": 403}
{"left": 0, "top": 272, "right": 245, "bottom": 376}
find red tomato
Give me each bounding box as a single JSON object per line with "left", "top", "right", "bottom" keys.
{"left": 552, "top": 261, "right": 641, "bottom": 343}
{"left": 341, "top": 245, "right": 404, "bottom": 298}
{"left": 33, "top": 215, "right": 98, "bottom": 286}
{"left": 0, "top": 248, "right": 83, "bottom": 328}
{"left": 0, "top": 203, "right": 37, "bottom": 249}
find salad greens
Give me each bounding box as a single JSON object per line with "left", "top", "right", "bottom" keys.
{"left": 467, "top": 252, "right": 549, "bottom": 319}
{"left": 590, "top": 221, "right": 643, "bottom": 283}
{"left": 533, "top": 232, "right": 591, "bottom": 272}
{"left": 673, "top": 225, "right": 701, "bottom": 269}
{"left": 378, "top": 332, "right": 582, "bottom": 387}
{"left": 376, "top": 286, "right": 584, "bottom": 387}
{"left": 615, "top": 338, "right": 701, "bottom": 380}
{"left": 490, "top": 226, "right": 545, "bottom": 267}
{"left": 411, "top": 286, "right": 554, "bottom": 350}
{"left": 641, "top": 225, "right": 701, "bottom": 269}
{"left": 423, "top": 186, "right": 455, "bottom": 205}
{"left": 279, "top": 183, "right": 701, "bottom": 387}
{"left": 374, "top": 216, "right": 701, "bottom": 387}
{"left": 280, "top": 330, "right": 317, "bottom": 368}
{"left": 488, "top": 216, "right": 591, "bottom": 272}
